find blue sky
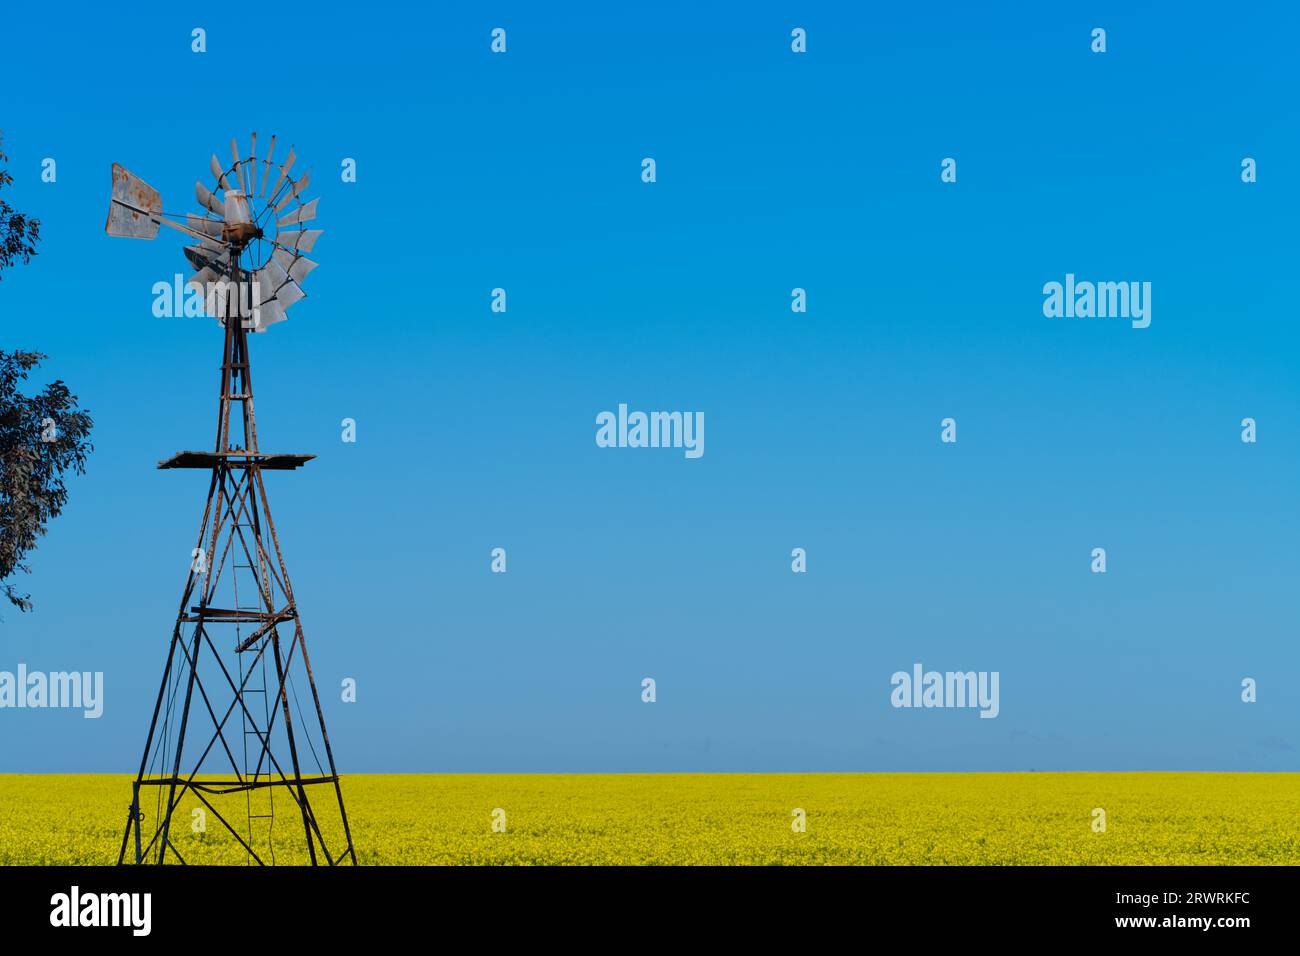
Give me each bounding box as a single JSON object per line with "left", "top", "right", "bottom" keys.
{"left": 1, "top": 1, "right": 1298, "bottom": 772}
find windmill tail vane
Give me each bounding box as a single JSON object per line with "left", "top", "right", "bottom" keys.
{"left": 106, "top": 134, "right": 355, "bottom": 866}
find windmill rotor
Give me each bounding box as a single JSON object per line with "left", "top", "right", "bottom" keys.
{"left": 106, "top": 133, "right": 322, "bottom": 333}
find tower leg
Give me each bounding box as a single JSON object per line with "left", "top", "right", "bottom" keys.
{"left": 270, "top": 629, "right": 319, "bottom": 865}
{"left": 157, "top": 627, "right": 204, "bottom": 863}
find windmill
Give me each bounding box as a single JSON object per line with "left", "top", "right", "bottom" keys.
{"left": 107, "top": 134, "right": 355, "bottom": 865}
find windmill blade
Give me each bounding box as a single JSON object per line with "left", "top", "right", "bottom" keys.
{"left": 267, "top": 147, "right": 296, "bottom": 205}
{"left": 254, "top": 264, "right": 304, "bottom": 308}
{"left": 260, "top": 135, "right": 277, "bottom": 196}
{"left": 189, "top": 267, "right": 217, "bottom": 286}
{"left": 275, "top": 278, "right": 306, "bottom": 308}
{"left": 267, "top": 253, "right": 299, "bottom": 284}
{"left": 185, "top": 214, "right": 225, "bottom": 239}
{"left": 184, "top": 243, "right": 233, "bottom": 276}
{"left": 106, "top": 164, "right": 163, "bottom": 239}
{"left": 277, "top": 197, "right": 318, "bottom": 227}
{"left": 274, "top": 229, "right": 322, "bottom": 254}
{"left": 183, "top": 245, "right": 224, "bottom": 272}
{"left": 210, "top": 154, "right": 233, "bottom": 190}
{"left": 252, "top": 296, "right": 287, "bottom": 331}
{"left": 269, "top": 247, "right": 297, "bottom": 272}
{"left": 251, "top": 268, "right": 277, "bottom": 305}
{"left": 195, "top": 180, "right": 222, "bottom": 215}
{"left": 272, "top": 247, "right": 319, "bottom": 284}
{"left": 193, "top": 234, "right": 226, "bottom": 254}
{"left": 292, "top": 254, "right": 319, "bottom": 283}
{"left": 273, "top": 170, "right": 311, "bottom": 213}
{"left": 289, "top": 256, "right": 318, "bottom": 283}
{"left": 262, "top": 255, "right": 290, "bottom": 291}
{"left": 206, "top": 275, "right": 253, "bottom": 324}
{"left": 248, "top": 133, "right": 258, "bottom": 195}
{"left": 233, "top": 138, "right": 255, "bottom": 195}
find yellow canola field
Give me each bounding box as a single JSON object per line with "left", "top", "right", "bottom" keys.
{"left": 1, "top": 772, "right": 1297, "bottom": 866}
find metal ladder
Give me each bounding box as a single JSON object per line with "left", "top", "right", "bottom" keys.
{"left": 233, "top": 519, "right": 276, "bottom": 864}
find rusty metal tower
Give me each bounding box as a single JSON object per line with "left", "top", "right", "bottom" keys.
{"left": 106, "top": 135, "right": 355, "bottom": 865}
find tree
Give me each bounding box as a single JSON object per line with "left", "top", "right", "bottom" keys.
{"left": 0, "top": 355, "right": 93, "bottom": 611}
{"left": 0, "top": 136, "right": 93, "bottom": 611}
{"left": 0, "top": 133, "right": 40, "bottom": 276}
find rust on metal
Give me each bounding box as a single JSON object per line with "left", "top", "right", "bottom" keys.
{"left": 157, "top": 451, "right": 314, "bottom": 470}
{"left": 105, "top": 164, "right": 162, "bottom": 239}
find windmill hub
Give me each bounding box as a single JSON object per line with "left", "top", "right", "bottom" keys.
{"left": 222, "top": 222, "right": 264, "bottom": 247}
{"left": 220, "top": 189, "right": 263, "bottom": 247}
